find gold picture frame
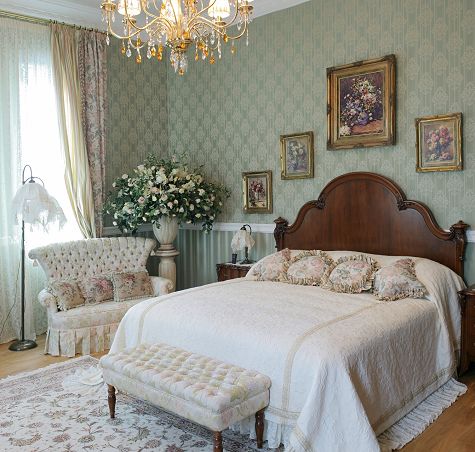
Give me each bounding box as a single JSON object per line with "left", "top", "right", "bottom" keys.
{"left": 327, "top": 54, "right": 396, "bottom": 150}
{"left": 280, "top": 131, "right": 314, "bottom": 180}
{"left": 242, "top": 170, "right": 273, "bottom": 214}
{"left": 415, "top": 113, "right": 462, "bottom": 172}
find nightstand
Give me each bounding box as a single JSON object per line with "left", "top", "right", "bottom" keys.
{"left": 216, "top": 263, "right": 252, "bottom": 282}
{"left": 459, "top": 284, "right": 475, "bottom": 375}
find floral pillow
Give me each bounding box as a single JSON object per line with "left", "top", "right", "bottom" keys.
{"left": 373, "top": 258, "right": 426, "bottom": 301}
{"left": 78, "top": 276, "right": 114, "bottom": 305}
{"left": 246, "top": 248, "right": 292, "bottom": 282}
{"left": 111, "top": 271, "right": 154, "bottom": 302}
{"left": 47, "top": 280, "right": 85, "bottom": 311}
{"left": 283, "top": 250, "right": 335, "bottom": 286}
{"left": 323, "top": 254, "right": 379, "bottom": 293}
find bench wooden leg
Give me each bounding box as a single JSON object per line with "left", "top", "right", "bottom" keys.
{"left": 213, "top": 431, "right": 223, "bottom": 452}
{"left": 255, "top": 409, "right": 264, "bottom": 449}
{"left": 108, "top": 384, "right": 116, "bottom": 419}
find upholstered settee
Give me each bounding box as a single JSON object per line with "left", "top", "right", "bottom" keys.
{"left": 29, "top": 237, "right": 173, "bottom": 357}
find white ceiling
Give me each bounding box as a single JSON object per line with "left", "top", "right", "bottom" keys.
{"left": 0, "top": 0, "right": 311, "bottom": 29}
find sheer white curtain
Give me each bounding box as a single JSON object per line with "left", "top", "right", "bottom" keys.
{"left": 0, "top": 17, "right": 81, "bottom": 344}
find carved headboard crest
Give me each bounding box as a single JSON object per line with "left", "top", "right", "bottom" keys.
{"left": 273, "top": 172, "right": 469, "bottom": 278}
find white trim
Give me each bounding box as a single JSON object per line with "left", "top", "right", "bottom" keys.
{"left": 103, "top": 223, "right": 475, "bottom": 242}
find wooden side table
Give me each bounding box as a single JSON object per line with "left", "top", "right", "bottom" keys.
{"left": 459, "top": 284, "right": 475, "bottom": 375}
{"left": 216, "top": 263, "right": 252, "bottom": 282}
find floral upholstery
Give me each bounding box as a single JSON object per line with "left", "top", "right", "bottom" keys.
{"left": 283, "top": 250, "right": 335, "bottom": 286}
{"left": 78, "top": 276, "right": 114, "bottom": 304}
{"left": 47, "top": 280, "right": 85, "bottom": 311}
{"left": 247, "top": 248, "right": 292, "bottom": 282}
{"left": 112, "top": 271, "right": 154, "bottom": 302}
{"left": 29, "top": 237, "right": 173, "bottom": 357}
{"left": 100, "top": 343, "right": 271, "bottom": 432}
{"left": 324, "top": 254, "right": 379, "bottom": 293}
{"left": 373, "top": 258, "right": 426, "bottom": 301}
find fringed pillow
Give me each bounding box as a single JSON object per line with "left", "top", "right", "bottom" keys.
{"left": 324, "top": 254, "right": 379, "bottom": 293}
{"left": 373, "top": 258, "right": 426, "bottom": 301}
{"left": 111, "top": 271, "right": 154, "bottom": 302}
{"left": 246, "top": 248, "right": 292, "bottom": 282}
{"left": 47, "top": 280, "right": 85, "bottom": 311}
{"left": 283, "top": 250, "right": 335, "bottom": 286}
{"left": 78, "top": 276, "right": 114, "bottom": 305}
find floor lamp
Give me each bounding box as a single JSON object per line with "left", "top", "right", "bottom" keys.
{"left": 9, "top": 165, "right": 65, "bottom": 351}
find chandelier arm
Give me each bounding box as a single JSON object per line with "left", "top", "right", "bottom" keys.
{"left": 189, "top": 4, "right": 242, "bottom": 32}
{"left": 140, "top": 3, "right": 174, "bottom": 34}
{"left": 187, "top": 0, "right": 218, "bottom": 25}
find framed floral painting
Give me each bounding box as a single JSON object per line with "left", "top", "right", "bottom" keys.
{"left": 415, "top": 113, "right": 462, "bottom": 172}
{"left": 327, "top": 54, "right": 396, "bottom": 149}
{"left": 280, "top": 131, "right": 314, "bottom": 180}
{"left": 242, "top": 170, "right": 272, "bottom": 213}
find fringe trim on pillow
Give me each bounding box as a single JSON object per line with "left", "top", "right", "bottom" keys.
{"left": 255, "top": 248, "right": 292, "bottom": 282}
{"left": 375, "top": 288, "right": 426, "bottom": 302}
{"left": 281, "top": 250, "right": 335, "bottom": 286}
{"left": 323, "top": 254, "right": 379, "bottom": 294}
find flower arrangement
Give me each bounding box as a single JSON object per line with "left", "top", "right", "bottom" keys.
{"left": 286, "top": 140, "right": 307, "bottom": 172}
{"left": 339, "top": 76, "right": 382, "bottom": 136}
{"left": 425, "top": 126, "right": 454, "bottom": 161}
{"left": 105, "top": 155, "right": 230, "bottom": 233}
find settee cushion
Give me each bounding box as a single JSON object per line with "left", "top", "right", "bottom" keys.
{"left": 79, "top": 276, "right": 114, "bottom": 304}
{"left": 112, "top": 271, "right": 154, "bottom": 302}
{"left": 48, "top": 280, "right": 85, "bottom": 311}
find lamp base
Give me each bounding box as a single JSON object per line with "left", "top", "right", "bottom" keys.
{"left": 239, "top": 258, "right": 255, "bottom": 265}
{"left": 9, "top": 339, "right": 37, "bottom": 351}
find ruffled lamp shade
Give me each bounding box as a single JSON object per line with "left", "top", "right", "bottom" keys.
{"left": 231, "top": 225, "right": 255, "bottom": 264}
{"left": 12, "top": 181, "right": 66, "bottom": 229}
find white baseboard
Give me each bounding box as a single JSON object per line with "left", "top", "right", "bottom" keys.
{"left": 103, "top": 223, "right": 475, "bottom": 242}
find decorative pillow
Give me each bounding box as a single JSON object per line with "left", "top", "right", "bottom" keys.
{"left": 78, "top": 276, "right": 114, "bottom": 305}
{"left": 111, "top": 271, "right": 154, "bottom": 302}
{"left": 323, "top": 254, "right": 379, "bottom": 293}
{"left": 373, "top": 258, "right": 426, "bottom": 301}
{"left": 283, "top": 250, "right": 335, "bottom": 286}
{"left": 47, "top": 280, "right": 85, "bottom": 311}
{"left": 247, "top": 248, "right": 292, "bottom": 282}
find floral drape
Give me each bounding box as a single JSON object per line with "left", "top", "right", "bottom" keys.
{"left": 78, "top": 31, "right": 107, "bottom": 238}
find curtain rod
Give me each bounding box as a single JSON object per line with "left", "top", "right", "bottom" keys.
{"left": 0, "top": 9, "right": 106, "bottom": 34}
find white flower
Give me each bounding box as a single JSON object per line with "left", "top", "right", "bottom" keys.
{"left": 112, "top": 182, "right": 116, "bottom": 188}
{"left": 179, "top": 188, "right": 185, "bottom": 194}
{"left": 167, "top": 202, "right": 173, "bottom": 208}
{"left": 174, "top": 200, "right": 178, "bottom": 204}
{"left": 151, "top": 186, "right": 159, "bottom": 194}
{"left": 122, "top": 174, "right": 128, "bottom": 179}
{"left": 189, "top": 204, "right": 194, "bottom": 211}
{"left": 198, "top": 189, "right": 205, "bottom": 196}
{"left": 137, "top": 164, "right": 145, "bottom": 172}
{"left": 339, "top": 125, "right": 351, "bottom": 136}
{"left": 112, "top": 221, "right": 117, "bottom": 226}
{"left": 196, "top": 213, "right": 201, "bottom": 218}
{"left": 179, "top": 207, "right": 184, "bottom": 213}
{"left": 138, "top": 196, "right": 145, "bottom": 204}
{"left": 152, "top": 195, "right": 157, "bottom": 201}
{"left": 160, "top": 194, "right": 168, "bottom": 202}
{"left": 196, "top": 198, "right": 201, "bottom": 203}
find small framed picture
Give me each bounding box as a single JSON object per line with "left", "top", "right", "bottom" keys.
{"left": 280, "top": 131, "right": 314, "bottom": 180}
{"left": 415, "top": 113, "right": 462, "bottom": 172}
{"left": 242, "top": 170, "right": 272, "bottom": 214}
{"left": 327, "top": 54, "right": 396, "bottom": 150}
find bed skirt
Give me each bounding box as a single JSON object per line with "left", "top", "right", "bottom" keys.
{"left": 231, "top": 377, "right": 467, "bottom": 451}
{"left": 44, "top": 323, "right": 119, "bottom": 357}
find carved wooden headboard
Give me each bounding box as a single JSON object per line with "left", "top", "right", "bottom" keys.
{"left": 274, "top": 172, "right": 469, "bottom": 278}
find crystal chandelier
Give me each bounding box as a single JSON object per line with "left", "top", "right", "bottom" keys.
{"left": 100, "top": 0, "right": 254, "bottom": 75}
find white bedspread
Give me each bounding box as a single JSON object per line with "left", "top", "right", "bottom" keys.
{"left": 111, "top": 257, "right": 464, "bottom": 452}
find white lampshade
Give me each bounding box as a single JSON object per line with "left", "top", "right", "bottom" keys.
{"left": 208, "top": 0, "right": 231, "bottom": 19}
{"left": 12, "top": 181, "right": 66, "bottom": 230}
{"left": 118, "top": 0, "right": 141, "bottom": 16}
{"left": 231, "top": 228, "right": 255, "bottom": 253}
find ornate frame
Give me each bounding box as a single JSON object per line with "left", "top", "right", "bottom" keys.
{"left": 280, "top": 131, "right": 314, "bottom": 180}
{"left": 415, "top": 112, "right": 463, "bottom": 173}
{"left": 327, "top": 54, "right": 396, "bottom": 150}
{"left": 274, "top": 172, "right": 468, "bottom": 278}
{"left": 242, "top": 170, "right": 273, "bottom": 214}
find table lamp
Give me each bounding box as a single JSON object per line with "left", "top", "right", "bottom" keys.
{"left": 231, "top": 224, "right": 255, "bottom": 264}
{"left": 9, "top": 165, "right": 66, "bottom": 351}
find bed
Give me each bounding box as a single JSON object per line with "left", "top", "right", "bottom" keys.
{"left": 110, "top": 172, "right": 469, "bottom": 452}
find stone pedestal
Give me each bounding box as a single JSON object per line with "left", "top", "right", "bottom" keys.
{"left": 152, "top": 217, "right": 179, "bottom": 292}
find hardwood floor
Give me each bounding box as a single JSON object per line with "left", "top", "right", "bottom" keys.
{"left": 1, "top": 335, "right": 474, "bottom": 451}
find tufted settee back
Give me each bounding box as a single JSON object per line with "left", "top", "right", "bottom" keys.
{"left": 29, "top": 237, "right": 157, "bottom": 282}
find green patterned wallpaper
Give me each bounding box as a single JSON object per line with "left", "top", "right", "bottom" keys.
{"left": 106, "top": 0, "right": 475, "bottom": 286}
{"left": 106, "top": 40, "right": 168, "bottom": 192}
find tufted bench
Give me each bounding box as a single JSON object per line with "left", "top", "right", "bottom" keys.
{"left": 100, "top": 343, "right": 271, "bottom": 451}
